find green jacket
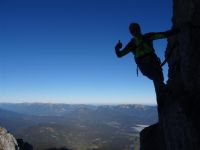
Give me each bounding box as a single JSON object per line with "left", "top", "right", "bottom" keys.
{"left": 116, "top": 29, "right": 179, "bottom": 59}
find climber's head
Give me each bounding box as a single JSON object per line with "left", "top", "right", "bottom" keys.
{"left": 129, "top": 23, "right": 141, "bottom": 37}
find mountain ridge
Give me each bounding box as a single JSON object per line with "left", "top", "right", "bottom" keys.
{"left": 0, "top": 103, "right": 157, "bottom": 150}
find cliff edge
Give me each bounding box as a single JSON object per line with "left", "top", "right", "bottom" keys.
{"left": 140, "top": 0, "right": 200, "bottom": 150}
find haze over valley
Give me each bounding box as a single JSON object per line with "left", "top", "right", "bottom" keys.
{"left": 0, "top": 103, "right": 157, "bottom": 150}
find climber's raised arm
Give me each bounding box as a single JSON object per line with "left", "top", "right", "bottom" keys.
{"left": 115, "top": 40, "right": 134, "bottom": 58}
{"left": 146, "top": 28, "right": 180, "bottom": 40}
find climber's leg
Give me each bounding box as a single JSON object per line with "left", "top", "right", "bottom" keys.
{"left": 136, "top": 55, "right": 167, "bottom": 95}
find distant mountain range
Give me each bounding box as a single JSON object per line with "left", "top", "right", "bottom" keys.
{"left": 0, "top": 103, "right": 158, "bottom": 150}
{"left": 0, "top": 103, "right": 100, "bottom": 116}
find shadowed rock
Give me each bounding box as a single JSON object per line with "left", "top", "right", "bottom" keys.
{"left": 45, "top": 148, "right": 72, "bottom": 150}
{"left": 17, "top": 139, "right": 33, "bottom": 150}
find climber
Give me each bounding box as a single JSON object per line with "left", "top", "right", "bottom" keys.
{"left": 115, "top": 23, "right": 179, "bottom": 94}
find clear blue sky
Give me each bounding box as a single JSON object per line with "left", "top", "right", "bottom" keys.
{"left": 0, "top": 0, "right": 172, "bottom": 104}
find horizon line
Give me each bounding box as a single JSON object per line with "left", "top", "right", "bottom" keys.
{"left": 0, "top": 102, "right": 157, "bottom": 106}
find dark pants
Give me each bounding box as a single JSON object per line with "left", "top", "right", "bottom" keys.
{"left": 135, "top": 53, "right": 165, "bottom": 94}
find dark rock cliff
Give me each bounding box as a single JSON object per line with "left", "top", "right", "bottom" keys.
{"left": 140, "top": 0, "right": 200, "bottom": 150}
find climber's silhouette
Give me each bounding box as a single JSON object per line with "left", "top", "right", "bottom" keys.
{"left": 115, "top": 23, "right": 179, "bottom": 94}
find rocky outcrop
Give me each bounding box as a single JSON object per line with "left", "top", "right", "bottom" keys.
{"left": 17, "top": 139, "right": 33, "bottom": 150}
{"left": 140, "top": 0, "right": 200, "bottom": 150}
{"left": 0, "top": 127, "right": 18, "bottom": 150}
{"left": 0, "top": 127, "right": 34, "bottom": 150}
{"left": 140, "top": 123, "right": 165, "bottom": 150}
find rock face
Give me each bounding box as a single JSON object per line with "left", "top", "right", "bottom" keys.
{"left": 0, "top": 127, "right": 18, "bottom": 150}
{"left": 140, "top": 0, "right": 200, "bottom": 150}
{"left": 140, "top": 123, "right": 164, "bottom": 150}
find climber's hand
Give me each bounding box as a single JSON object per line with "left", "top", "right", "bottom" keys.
{"left": 115, "top": 40, "right": 122, "bottom": 50}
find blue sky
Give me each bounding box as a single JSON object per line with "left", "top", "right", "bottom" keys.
{"left": 0, "top": 0, "right": 172, "bottom": 104}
